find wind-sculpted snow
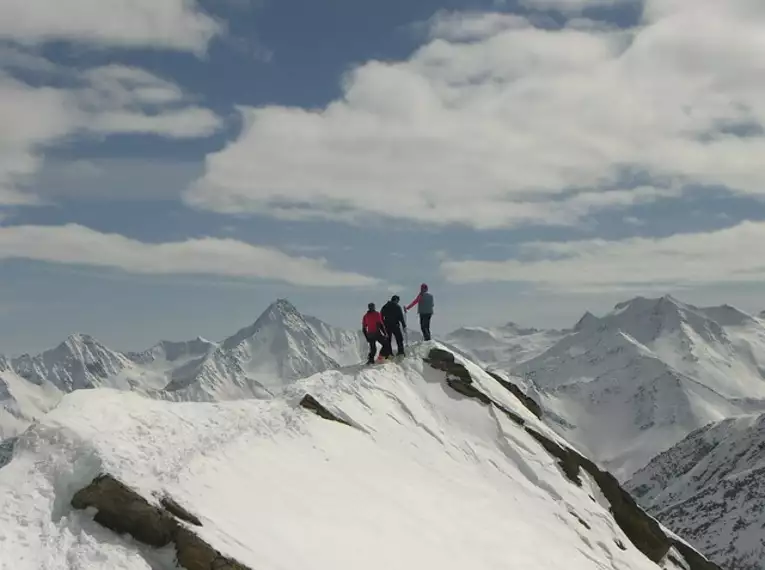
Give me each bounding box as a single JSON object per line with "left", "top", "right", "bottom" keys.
{"left": 627, "top": 413, "right": 765, "bottom": 570}
{"left": 0, "top": 342, "right": 717, "bottom": 570}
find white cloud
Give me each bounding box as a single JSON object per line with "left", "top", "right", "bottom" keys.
{"left": 0, "top": 224, "right": 380, "bottom": 287}
{"left": 76, "top": 65, "right": 221, "bottom": 137}
{"left": 517, "top": 0, "right": 628, "bottom": 14}
{"left": 185, "top": 2, "right": 765, "bottom": 230}
{"left": 0, "top": 62, "right": 221, "bottom": 204}
{"left": 427, "top": 11, "right": 529, "bottom": 41}
{"left": 0, "top": 0, "right": 221, "bottom": 54}
{"left": 440, "top": 220, "right": 765, "bottom": 292}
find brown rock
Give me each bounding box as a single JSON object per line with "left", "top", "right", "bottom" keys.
{"left": 71, "top": 474, "right": 254, "bottom": 570}
{"left": 299, "top": 393, "right": 352, "bottom": 427}
{"left": 71, "top": 474, "right": 176, "bottom": 548}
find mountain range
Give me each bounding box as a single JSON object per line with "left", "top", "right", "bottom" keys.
{"left": 0, "top": 299, "right": 366, "bottom": 440}
{"left": 445, "top": 294, "right": 765, "bottom": 570}
{"left": 448, "top": 295, "right": 765, "bottom": 480}
{"left": 0, "top": 340, "right": 719, "bottom": 570}
{"left": 3, "top": 293, "right": 765, "bottom": 569}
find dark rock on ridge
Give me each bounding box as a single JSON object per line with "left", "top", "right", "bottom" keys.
{"left": 422, "top": 347, "right": 722, "bottom": 570}
{"left": 71, "top": 474, "right": 251, "bottom": 570}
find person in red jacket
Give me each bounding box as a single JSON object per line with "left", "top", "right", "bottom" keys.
{"left": 362, "top": 302, "right": 392, "bottom": 364}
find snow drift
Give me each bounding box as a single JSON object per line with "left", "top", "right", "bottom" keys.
{"left": 0, "top": 342, "right": 717, "bottom": 570}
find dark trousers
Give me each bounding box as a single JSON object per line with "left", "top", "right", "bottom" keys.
{"left": 385, "top": 321, "right": 405, "bottom": 354}
{"left": 367, "top": 333, "right": 392, "bottom": 362}
{"left": 419, "top": 313, "right": 432, "bottom": 341}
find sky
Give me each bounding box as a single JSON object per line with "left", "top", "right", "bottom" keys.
{"left": 3, "top": 0, "right": 765, "bottom": 355}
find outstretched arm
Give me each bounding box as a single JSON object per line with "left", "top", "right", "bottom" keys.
{"left": 405, "top": 293, "right": 421, "bottom": 311}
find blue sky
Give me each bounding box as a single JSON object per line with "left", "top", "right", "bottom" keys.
{"left": 2, "top": 0, "right": 765, "bottom": 355}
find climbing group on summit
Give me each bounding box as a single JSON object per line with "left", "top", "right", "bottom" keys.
{"left": 362, "top": 283, "right": 434, "bottom": 365}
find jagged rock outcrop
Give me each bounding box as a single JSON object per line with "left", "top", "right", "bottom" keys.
{"left": 485, "top": 370, "right": 543, "bottom": 419}
{"left": 299, "top": 393, "right": 352, "bottom": 426}
{"left": 71, "top": 474, "right": 251, "bottom": 570}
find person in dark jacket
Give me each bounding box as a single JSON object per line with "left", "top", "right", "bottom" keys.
{"left": 381, "top": 295, "right": 407, "bottom": 356}
{"left": 405, "top": 283, "right": 434, "bottom": 341}
{"left": 362, "top": 302, "right": 392, "bottom": 364}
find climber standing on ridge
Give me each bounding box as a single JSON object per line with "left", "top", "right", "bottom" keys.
{"left": 362, "top": 302, "right": 392, "bottom": 364}
{"left": 405, "top": 283, "right": 434, "bottom": 341}
{"left": 381, "top": 295, "right": 407, "bottom": 356}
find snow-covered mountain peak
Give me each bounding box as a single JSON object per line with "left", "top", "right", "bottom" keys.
{"left": 221, "top": 298, "right": 309, "bottom": 351}
{"left": 699, "top": 303, "right": 757, "bottom": 327}
{"left": 611, "top": 295, "right": 692, "bottom": 329}
{"left": 613, "top": 294, "right": 682, "bottom": 313}
{"left": 258, "top": 297, "right": 303, "bottom": 325}
{"left": 129, "top": 337, "right": 218, "bottom": 365}
{"left": 0, "top": 343, "right": 720, "bottom": 570}
{"left": 157, "top": 299, "right": 365, "bottom": 399}
{"left": 509, "top": 294, "right": 765, "bottom": 479}
{"left": 591, "top": 295, "right": 738, "bottom": 351}
{"left": 573, "top": 311, "right": 600, "bottom": 332}
{"left": 9, "top": 332, "right": 133, "bottom": 392}
{"left": 500, "top": 321, "right": 540, "bottom": 335}
{"left": 58, "top": 332, "right": 106, "bottom": 352}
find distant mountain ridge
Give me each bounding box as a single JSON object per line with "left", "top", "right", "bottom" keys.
{"left": 626, "top": 412, "right": 765, "bottom": 570}
{"left": 468, "top": 295, "right": 765, "bottom": 480}
{"left": 3, "top": 293, "right": 762, "bottom": 570}
{"left": 445, "top": 322, "right": 565, "bottom": 370}
{"left": 6, "top": 293, "right": 765, "bottom": 474}
{"left": 0, "top": 299, "right": 366, "bottom": 438}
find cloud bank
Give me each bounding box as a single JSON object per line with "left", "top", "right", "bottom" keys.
{"left": 0, "top": 0, "right": 221, "bottom": 54}
{"left": 185, "top": 1, "right": 765, "bottom": 230}
{"left": 0, "top": 224, "right": 379, "bottom": 287}
{"left": 0, "top": 60, "right": 221, "bottom": 205}
{"left": 441, "top": 220, "right": 765, "bottom": 292}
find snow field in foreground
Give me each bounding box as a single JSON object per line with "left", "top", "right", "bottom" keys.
{"left": 1, "top": 343, "right": 665, "bottom": 570}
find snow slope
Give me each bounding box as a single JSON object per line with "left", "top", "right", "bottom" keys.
{"left": 0, "top": 366, "right": 62, "bottom": 441}
{"left": 0, "top": 342, "right": 716, "bottom": 570}
{"left": 509, "top": 296, "right": 765, "bottom": 480}
{"left": 445, "top": 322, "right": 564, "bottom": 369}
{"left": 626, "top": 413, "right": 765, "bottom": 570}
{"left": 0, "top": 299, "right": 366, "bottom": 438}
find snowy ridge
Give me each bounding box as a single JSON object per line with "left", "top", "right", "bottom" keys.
{"left": 507, "top": 295, "right": 765, "bottom": 480}
{"left": 0, "top": 342, "right": 718, "bottom": 570}
{"left": 126, "top": 337, "right": 217, "bottom": 368}
{"left": 626, "top": 413, "right": 765, "bottom": 570}
{"left": 0, "top": 299, "right": 366, "bottom": 438}
{"left": 10, "top": 333, "right": 141, "bottom": 392}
